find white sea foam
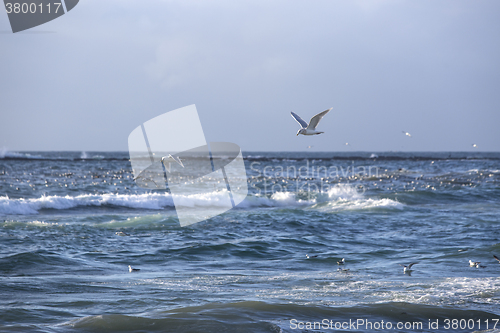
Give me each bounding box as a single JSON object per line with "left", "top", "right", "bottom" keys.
{"left": 0, "top": 148, "right": 43, "bottom": 159}
{"left": 0, "top": 183, "right": 403, "bottom": 215}
{"left": 0, "top": 193, "right": 175, "bottom": 215}
{"left": 240, "top": 184, "right": 402, "bottom": 211}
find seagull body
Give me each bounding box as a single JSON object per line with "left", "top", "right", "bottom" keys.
{"left": 494, "top": 255, "right": 500, "bottom": 263}
{"left": 306, "top": 254, "right": 318, "bottom": 259}
{"left": 291, "top": 108, "right": 332, "bottom": 136}
{"left": 337, "top": 258, "right": 345, "bottom": 265}
{"left": 402, "top": 131, "right": 412, "bottom": 137}
{"left": 128, "top": 265, "right": 140, "bottom": 272}
{"left": 161, "top": 154, "right": 184, "bottom": 172}
{"left": 469, "top": 260, "right": 480, "bottom": 268}
{"left": 400, "top": 263, "right": 417, "bottom": 273}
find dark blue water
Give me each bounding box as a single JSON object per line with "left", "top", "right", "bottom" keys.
{"left": 1, "top": 151, "right": 499, "bottom": 332}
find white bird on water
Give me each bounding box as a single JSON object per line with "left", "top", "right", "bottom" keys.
{"left": 469, "top": 260, "right": 480, "bottom": 268}
{"left": 305, "top": 254, "right": 318, "bottom": 259}
{"left": 128, "top": 265, "right": 140, "bottom": 272}
{"left": 291, "top": 108, "right": 332, "bottom": 136}
{"left": 337, "top": 258, "right": 345, "bottom": 265}
{"left": 400, "top": 263, "right": 417, "bottom": 273}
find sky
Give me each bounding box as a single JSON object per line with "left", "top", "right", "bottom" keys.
{"left": 1, "top": 0, "right": 499, "bottom": 152}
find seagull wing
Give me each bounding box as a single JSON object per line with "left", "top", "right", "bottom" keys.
{"left": 494, "top": 255, "right": 500, "bottom": 262}
{"left": 169, "top": 155, "right": 184, "bottom": 168}
{"left": 408, "top": 263, "right": 417, "bottom": 269}
{"left": 307, "top": 108, "right": 332, "bottom": 130}
{"left": 291, "top": 112, "right": 308, "bottom": 128}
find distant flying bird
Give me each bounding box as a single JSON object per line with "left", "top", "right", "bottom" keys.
{"left": 307, "top": 145, "right": 313, "bottom": 149}
{"left": 402, "top": 131, "right": 412, "bottom": 137}
{"left": 128, "top": 265, "right": 140, "bottom": 272}
{"left": 472, "top": 144, "right": 477, "bottom": 148}
{"left": 291, "top": 108, "right": 332, "bottom": 136}
{"left": 337, "top": 258, "right": 345, "bottom": 265}
{"left": 400, "top": 263, "right": 417, "bottom": 273}
{"left": 493, "top": 255, "right": 500, "bottom": 263}
{"left": 161, "top": 154, "right": 184, "bottom": 172}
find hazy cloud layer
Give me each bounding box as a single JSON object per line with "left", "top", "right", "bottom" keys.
{"left": 1, "top": 0, "right": 499, "bottom": 151}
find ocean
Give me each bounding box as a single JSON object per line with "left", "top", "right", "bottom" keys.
{"left": 1, "top": 150, "right": 499, "bottom": 332}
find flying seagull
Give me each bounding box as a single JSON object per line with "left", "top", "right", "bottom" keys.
{"left": 400, "top": 263, "right": 417, "bottom": 273}
{"left": 402, "top": 131, "right": 412, "bottom": 137}
{"left": 494, "top": 255, "right": 500, "bottom": 263}
{"left": 128, "top": 265, "right": 140, "bottom": 272}
{"left": 161, "top": 154, "right": 184, "bottom": 172}
{"left": 337, "top": 258, "right": 345, "bottom": 265}
{"left": 291, "top": 108, "right": 332, "bottom": 136}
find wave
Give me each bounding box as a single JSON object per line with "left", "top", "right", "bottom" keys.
{"left": 242, "top": 185, "right": 403, "bottom": 212}
{"left": 64, "top": 300, "right": 499, "bottom": 333}
{"left": 0, "top": 148, "right": 43, "bottom": 160}
{"left": 0, "top": 193, "right": 175, "bottom": 215}
{"left": 0, "top": 184, "right": 403, "bottom": 215}
{"left": 0, "top": 149, "right": 127, "bottom": 161}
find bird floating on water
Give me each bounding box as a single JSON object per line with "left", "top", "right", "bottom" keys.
{"left": 128, "top": 265, "right": 140, "bottom": 272}
{"left": 291, "top": 108, "right": 332, "bottom": 136}
{"left": 469, "top": 260, "right": 481, "bottom": 268}
{"left": 306, "top": 254, "right": 318, "bottom": 259}
{"left": 400, "top": 263, "right": 417, "bottom": 273}
{"left": 337, "top": 258, "right": 345, "bottom": 265}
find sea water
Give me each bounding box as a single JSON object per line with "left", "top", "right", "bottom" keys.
{"left": 1, "top": 151, "right": 499, "bottom": 332}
